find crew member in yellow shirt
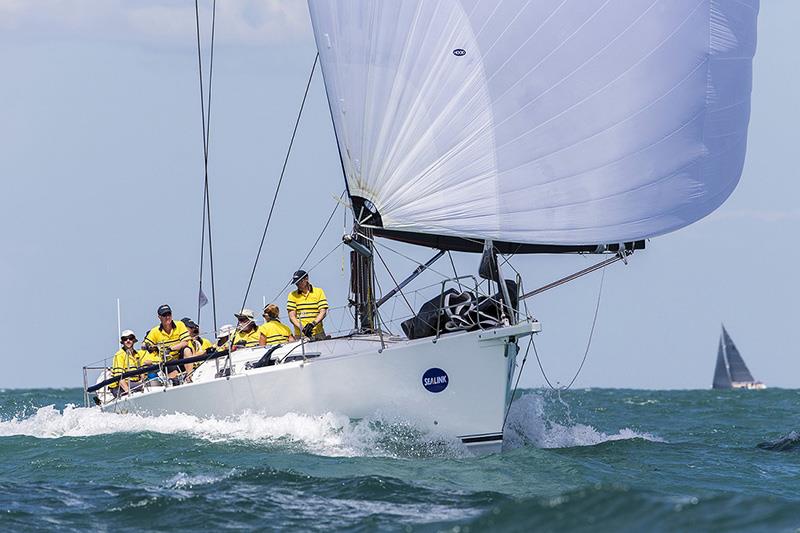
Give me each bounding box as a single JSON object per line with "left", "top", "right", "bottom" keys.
{"left": 142, "top": 304, "right": 193, "bottom": 381}
{"left": 232, "top": 308, "right": 260, "bottom": 350}
{"left": 259, "top": 304, "right": 295, "bottom": 346}
{"left": 287, "top": 270, "right": 329, "bottom": 341}
{"left": 182, "top": 317, "right": 213, "bottom": 370}
{"left": 109, "top": 329, "right": 147, "bottom": 397}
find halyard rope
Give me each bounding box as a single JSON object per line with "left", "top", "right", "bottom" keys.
{"left": 241, "top": 53, "right": 319, "bottom": 311}
{"left": 194, "top": 0, "right": 219, "bottom": 329}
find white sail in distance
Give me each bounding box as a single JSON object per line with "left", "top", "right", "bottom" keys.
{"left": 308, "top": 0, "right": 759, "bottom": 246}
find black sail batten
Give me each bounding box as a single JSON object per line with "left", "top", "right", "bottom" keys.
{"left": 371, "top": 227, "right": 644, "bottom": 255}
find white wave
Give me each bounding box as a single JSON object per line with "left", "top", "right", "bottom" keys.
{"left": 166, "top": 471, "right": 236, "bottom": 489}
{"left": 503, "top": 394, "right": 664, "bottom": 450}
{"left": 0, "top": 404, "right": 450, "bottom": 458}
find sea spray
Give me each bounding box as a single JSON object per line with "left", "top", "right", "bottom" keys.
{"left": 0, "top": 403, "right": 464, "bottom": 458}
{"left": 503, "top": 392, "right": 664, "bottom": 450}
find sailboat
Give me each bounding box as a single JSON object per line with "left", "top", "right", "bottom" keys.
{"left": 83, "top": 1, "right": 760, "bottom": 453}
{"left": 712, "top": 325, "right": 765, "bottom": 390}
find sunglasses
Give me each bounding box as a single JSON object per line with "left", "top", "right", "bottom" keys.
{"left": 121, "top": 336, "right": 136, "bottom": 342}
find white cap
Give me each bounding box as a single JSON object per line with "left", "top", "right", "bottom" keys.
{"left": 217, "top": 324, "right": 235, "bottom": 338}
{"left": 120, "top": 329, "right": 137, "bottom": 341}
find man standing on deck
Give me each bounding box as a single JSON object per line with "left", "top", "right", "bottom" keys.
{"left": 287, "top": 270, "right": 329, "bottom": 341}
{"left": 142, "top": 304, "right": 194, "bottom": 382}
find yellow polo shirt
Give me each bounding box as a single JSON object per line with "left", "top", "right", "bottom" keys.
{"left": 258, "top": 320, "right": 292, "bottom": 345}
{"left": 191, "top": 337, "right": 214, "bottom": 355}
{"left": 109, "top": 348, "right": 146, "bottom": 388}
{"left": 143, "top": 320, "right": 191, "bottom": 360}
{"left": 232, "top": 328, "right": 260, "bottom": 348}
{"left": 287, "top": 286, "right": 328, "bottom": 336}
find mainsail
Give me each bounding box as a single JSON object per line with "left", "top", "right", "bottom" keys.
{"left": 308, "top": 0, "right": 759, "bottom": 247}
{"left": 721, "top": 325, "right": 755, "bottom": 383}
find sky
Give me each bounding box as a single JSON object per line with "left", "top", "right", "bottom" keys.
{"left": 0, "top": 0, "right": 798, "bottom": 390}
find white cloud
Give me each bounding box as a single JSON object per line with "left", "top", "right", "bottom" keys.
{"left": 0, "top": 0, "right": 312, "bottom": 46}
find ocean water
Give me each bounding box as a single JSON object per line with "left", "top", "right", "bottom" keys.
{"left": 1, "top": 388, "right": 799, "bottom": 532}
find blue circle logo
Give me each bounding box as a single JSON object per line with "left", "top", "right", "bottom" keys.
{"left": 453, "top": 48, "right": 466, "bottom": 56}
{"left": 422, "top": 368, "right": 449, "bottom": 393}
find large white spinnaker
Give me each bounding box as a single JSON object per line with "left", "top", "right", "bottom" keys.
{"left": 308, "top": 0, "right": 759, "bottom": 246}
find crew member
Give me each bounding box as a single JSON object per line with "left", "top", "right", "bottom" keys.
{"left": 216, "top": 324, "right": 235, "bottom": 351}
{"left": 182, "top": 317, "right": 213, "bottom": 356}
{"left": 232, "top": 309, "right": 260, "bottom": 350}
{"left": 287, "top": 270, "right": 328, "bottom": 341}
{"left": 109, "top": 329, "right": 146, "bottom": 397}
{"left": 142, "top": 304, "right": 193, "bottom": 380}
{"left": 259, "top": 304, "right": 295, "bottom": 346}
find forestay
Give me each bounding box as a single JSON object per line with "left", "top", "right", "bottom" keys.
{"left": 308, "top": 0, "right": 759, "bottom": 245}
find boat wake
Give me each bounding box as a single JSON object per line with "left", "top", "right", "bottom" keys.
{"left": 0, "top": 394, "right": 661, "bottom": 457}
{"left": 503, "top": 393, "right": 664, "bottom": 450}
{"left": 0, "top": 404, "right": 465, "bottom": 458}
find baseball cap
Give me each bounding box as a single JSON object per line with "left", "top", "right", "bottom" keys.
{"left": 157, "top": 304, "right": 172, "bottom": 316}
{"left": 291, "top": 270, "right": 308, "bottom": 284}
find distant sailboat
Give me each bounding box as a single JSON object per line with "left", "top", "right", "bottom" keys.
{"left": 712, "top": 325, "right": 765, "bottom": 390}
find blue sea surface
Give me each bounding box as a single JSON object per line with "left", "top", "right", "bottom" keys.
{"left": 1, "top": 387, "right": 799, "bottom": 531}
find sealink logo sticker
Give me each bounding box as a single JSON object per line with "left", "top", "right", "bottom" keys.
{"left": 422, "top": 368, "right": 449, "bottom": 393}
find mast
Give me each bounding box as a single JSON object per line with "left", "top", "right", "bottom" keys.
{"left": 348, "top": 225, "right": 376, "bottom": 333}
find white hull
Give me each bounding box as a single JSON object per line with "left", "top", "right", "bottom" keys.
{"left": 101, "top": 321, "right": 540, "bottom": 453}
{"left": 731, "top": 381, "right": 767, "bottom": 390}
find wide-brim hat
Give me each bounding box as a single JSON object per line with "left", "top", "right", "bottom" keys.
{"left": 217, "top": 324, "right": 235, "bottom": 338}
{"left": 234, "top": 308, "right": 255, "bottom": 321}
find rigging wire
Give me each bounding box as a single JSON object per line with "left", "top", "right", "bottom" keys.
{"left": 502, "top": 334, "right": 533, "bottom": 431}
{"left": 194, "top": 0, "right": 218, "bottom": 330}
{"left": 240, "top": 53, "right": 319, "bottom": 312}
{"left": 373, "top": 246, "right": 416, "bottom": 316}
{"left": 503, "top": 267, "right": 606, "bottom": 432}
{"left": 534, "top": 266, "right": 606, "bottom": 391}
{"left": 268, "top": 194, "right": 343, "bottom": 303}
{"left": 446, "top": 251, "right": 464, "bottom": 291}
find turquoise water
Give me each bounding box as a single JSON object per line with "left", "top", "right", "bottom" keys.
{"left": 1, "top": 388, "right": 799, "bottom": 531}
